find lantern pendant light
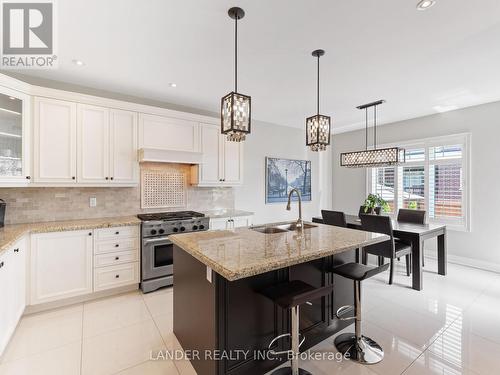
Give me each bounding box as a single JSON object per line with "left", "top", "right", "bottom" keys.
{"left": 306, "top": 49, "right": 331, "bottom": 152}
{"left": 340, "top": 100, "right": 406, "bottom": 168}
{"left": 221, "top": 7, "right": 251, "bottom": 142}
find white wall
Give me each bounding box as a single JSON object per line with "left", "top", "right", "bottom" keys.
{"left": 332, "top": 101, "right": 500, "bottom": 270}
{"left": 234, "top": 120, "right": 332, "bottom": 225}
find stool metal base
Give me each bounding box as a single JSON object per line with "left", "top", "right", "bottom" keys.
{"left": 334, "top": 333, "right": 384, "bottom": 364}
{"left": 270, "top": 367, "right": 312, "bottom": 375}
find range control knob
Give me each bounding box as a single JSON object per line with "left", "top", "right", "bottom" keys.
{"left": 173, "top": 227, "right": 179, "bottom": 233}
{"left": 180, "top": 226, "right": 186, "bottom": 232}
{"left": 150, "top": 229, "right": 157, "bottom": 235}
{"left": 158, "top": 228, "right": 165, "bottom": 234}
{"left": 199, "top": 225, "right": 205, "bottom": 230}
{"left": 192, "top": 225, "right": 198, "bottom": 230}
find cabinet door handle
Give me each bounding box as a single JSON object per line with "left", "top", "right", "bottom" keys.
{"left": 105, "top": 177, "right": 109, "bottom": 180}
{"left": 110, "top": 177, "right": 114, "bottom": 180}
{"left": 13, "top": 248, "right": 19, "bottom": 253}
{"left": 26, "top": 176, "right": 31, "bottom": 180}
{"left": 72, "top": 176, "right": 76, "bottom": 180}
{"left": 0, "top": 261, "right": 4, "bottom": 268}
{"left": 88, "top": 232, "right": 92, "bottom": 236}
{"left": 115, "top": 244, "right": 119, "bottom": 248}
{"left": 115, "top": 256, "right": 120, "bottom": 260}
{"left": 115, "top": 231, "right": 120, "bottom": 235}
{"left": 115, "top": 274, "right": 120, "bottom": 278}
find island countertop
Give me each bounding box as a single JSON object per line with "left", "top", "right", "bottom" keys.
{"left": 169, "top": 221, "right": 389, "bottom": 281}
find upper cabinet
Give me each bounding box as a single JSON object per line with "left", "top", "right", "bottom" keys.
{"left": 139, "top": 113, "right": 199, "bottom": 152}
{"left": 34, "top": 97, "right": 77, "bottom": 183}
{"left": 109, "top": 109, "right": 138, "bottom": 184}
{"left": 77, "top": 104, "right": 110, "bottom": 183}
{"left": 34, "top": 98, "right": 138, "bottom": 186}
{"left": 0, "top": 87, "right": 31, "bottom": 185}
{"left": 191, "top": 123, "right": 243, "bottom": 186}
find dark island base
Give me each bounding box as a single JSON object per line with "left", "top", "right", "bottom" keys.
{"left": 173, "top": 245, "right": 357, "bottom": 375}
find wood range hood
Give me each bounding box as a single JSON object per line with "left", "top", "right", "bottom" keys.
{"left": 138, "top": 148, "right": 203, "bottom": 165}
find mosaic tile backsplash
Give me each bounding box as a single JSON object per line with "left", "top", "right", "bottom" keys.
{"left": 0, "top": 165, "right": 234, "bottom": 224}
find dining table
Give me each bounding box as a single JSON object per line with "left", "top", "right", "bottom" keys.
{"left": 312, "top": 214, "right": 447, "bottom": 291}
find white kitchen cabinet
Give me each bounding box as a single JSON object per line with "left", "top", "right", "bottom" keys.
{"left": 0, "top": 236, "right": 27, "bottom": 356}
{"left": 109, "top": 109, "right": 138, "bottom": 184}
{"left": 209, "top": 215, "right": 253, "bottom": 230}
{"left": 139, "top": 113, "right": 199, "bottom": 152}
{"left": 34, "top": 97, "right": 77, "bottom": 183}
{"left": 0, "top": 87, "right": 31, "bottom": 186}
{"left": 30, "top": 230, "right": 93, "bottom": 305}
{"left": 191, "top": 123, "right": 243, "bottom": 186}
{"left": 77, "top": 104, "right": 110, "bottom": 183}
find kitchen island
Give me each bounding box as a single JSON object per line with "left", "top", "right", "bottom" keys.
{"left": 169, "top": 222, "right": 388, "bottom": 375}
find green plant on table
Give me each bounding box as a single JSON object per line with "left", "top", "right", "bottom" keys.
{"left": 364, "top": 193, "right": 390, "bottom": 213}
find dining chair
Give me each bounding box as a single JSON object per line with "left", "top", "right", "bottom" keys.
{"left": 360, "top": 214, "right": 412, "bottom": 285}
{"left": 359, "top": 206, "right": 381, "bottom": 217}
{"left": 321, "top": 210, "right": 347, "bottom": 227}
{"left": 397, "top": 209, "right": 426, "bottom": 265}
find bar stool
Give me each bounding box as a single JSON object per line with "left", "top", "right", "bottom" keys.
{"left": 332, "top": 262, "right": 389, "bottom": 364}
{"left": 261, "top": 280, "right": 334, "bottom": 375}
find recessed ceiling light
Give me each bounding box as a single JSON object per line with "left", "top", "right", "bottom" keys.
{"left": 169, "top": 83, "right": 177, "bottom": 88}
{"left": 72, "top": 59, "right": 85, "bottom": 66}
{"left": 417, "top": 0, "right": 436, "bottom": 10}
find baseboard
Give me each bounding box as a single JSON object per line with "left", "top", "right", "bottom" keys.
{"left": 24, "top": 284, "right": 139, "bottom": 315}
{"left": 426, "top": 253, "right": 500, "bottom": 274}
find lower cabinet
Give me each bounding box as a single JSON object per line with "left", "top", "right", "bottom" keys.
{"left": 30, "top": 230, "right": 93, "bottom": 305}
{"left": 209, "top": 215, "right": 253, "bottom": 230}
{"left": 93, "top": 226, "right": 140, "bottom": 292}
{"left": 0, "top": 236, "right": 27, "bottom": 356}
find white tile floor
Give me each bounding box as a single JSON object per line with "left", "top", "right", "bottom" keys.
{"left": 1, "top": 258, "right": 499, "bottom": 375}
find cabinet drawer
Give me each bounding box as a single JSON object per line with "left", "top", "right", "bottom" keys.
{"left": 94, "top": 226, "right": 138, "bottom": 241}
{"left": 94, "top": 262, "right": 139, "bottom": 292}
{"left": 94, "top": 250, "right": 138, "bottom": 268}
{"left": 94, "top": 238, "right": 139, "bottom": 255}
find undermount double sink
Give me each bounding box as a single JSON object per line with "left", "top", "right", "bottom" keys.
{"left": 251, "top": 222, "right": 317, "bottom": 234}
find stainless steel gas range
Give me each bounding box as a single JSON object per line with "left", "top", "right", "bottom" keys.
{"left": 137, "top": 211, "right": 209, "bottom": 293}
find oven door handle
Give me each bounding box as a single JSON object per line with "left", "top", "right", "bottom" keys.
{"left": 144, "top": 237, "right": 172, "bottom": 245}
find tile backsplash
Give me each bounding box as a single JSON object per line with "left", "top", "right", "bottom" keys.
{"left": 0, "top": 164, "right": 234, "bottom": 224}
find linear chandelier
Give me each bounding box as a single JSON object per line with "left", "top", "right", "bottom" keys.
{"left": 340, "top": 100, "right": 405, "bottom": 168}
{"left": 306, "top": 49, "right": 331, "bottom": 151}
{"left": 221, "top": 7, "right": 251, "bottom": 143}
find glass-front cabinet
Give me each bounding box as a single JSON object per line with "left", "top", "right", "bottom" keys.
{"left": 0, "top": 87, "right": 30, "bottom": 185}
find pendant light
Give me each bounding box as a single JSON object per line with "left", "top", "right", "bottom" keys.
{"left": 221, "top": 7, "right": 251, "bottom": 142}
{"left": 306, "top": 49, "right": 331, "bottom": 151}
{"left": 340, "top": 100, "right": 405, "bottom": 168}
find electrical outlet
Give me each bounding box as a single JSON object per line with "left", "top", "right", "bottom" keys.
{"left": 89, "top": 197, "right": 97, "bottom": 207}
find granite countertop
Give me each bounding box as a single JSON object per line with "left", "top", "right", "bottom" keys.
{"left": 169, "top": 221, "right": 389, "bottom": 281}
{"left": 0, "top": 216, "right": 141, "bottom": 256}
{"left": 202, "top": 209, "right": 254, "bottom": 219}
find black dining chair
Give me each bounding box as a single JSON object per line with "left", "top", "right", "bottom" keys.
{"left": 360, "top": 214, "right": 412, "bottom": 285}
{"left": 397, "top": 209, "right": 426, "bottom": 265}
{"left": 321, "top": 210, "right": 347, "bottom": 227}
{"left": 359, "top": 206, "right": 381, "bottom": 217}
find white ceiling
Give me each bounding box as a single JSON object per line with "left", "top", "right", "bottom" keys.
{"left": 11, "top": 0, "right": 500, "bottom": 131}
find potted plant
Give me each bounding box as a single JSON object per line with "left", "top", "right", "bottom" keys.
{"left": 362, "top": 194, "right": 389, "bottom": 215}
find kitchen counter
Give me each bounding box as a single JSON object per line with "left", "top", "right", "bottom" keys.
{"left": 0, "top": 216, "right": 141, "bottom": 256}
{"left": 171, "top": 221, "right": 390, "bottom": 375}
{"left": 169, "top": 221, "right": 388, "bottom": 281}
{"left": 201, "top": 209, "right": 253, "bottom": 219}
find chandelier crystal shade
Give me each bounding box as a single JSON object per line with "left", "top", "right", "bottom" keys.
{"left": 306, "top": 49, "right": 331, "bottom": 152}
{"left": 221, "top": 7, "right": 251, "bottom": 142}
{"left": 340, "top": 100, "right": 405, "bottom": 168}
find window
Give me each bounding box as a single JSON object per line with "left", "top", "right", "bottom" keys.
{"left": 367, "top": 134, "right": 470, "bottom": 231}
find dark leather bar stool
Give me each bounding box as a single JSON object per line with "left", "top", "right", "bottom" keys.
{"left": 261, "top": 280, "right": 334, "bottom": 375}
{"left": 332, "top": 262, "right": 389, "bottom": 364}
